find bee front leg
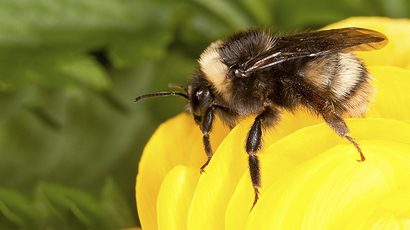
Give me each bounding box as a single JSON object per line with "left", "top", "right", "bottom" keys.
{"left": 246, "top": 105, "right": 279, "bottom": 210}
{"left": 283, "top": 78, "right": 365, "bottom": 162}
{"left": 200, "top": 106, "right": 214, "bottom": 173}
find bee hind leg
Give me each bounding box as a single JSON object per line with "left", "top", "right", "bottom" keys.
{"left": 319, "top": 108, "right": 365, "bottom": 161}
{"left": 345, "top": 135, "right": 365, "bottom": 162}
{"left": 282, "top": 78, "right": 365, "bottom": 162}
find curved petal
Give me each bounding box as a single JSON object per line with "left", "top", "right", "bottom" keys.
{"left": 187, "top": 117, "right": 250, "bottom": 229}
{"left": 367, "top": 66, "right": 410, "bottom": 120}
{"left": 136, "top": 113, "right": 229, "bottom": 230}
{"left": 225, "top": 119, "right": 410, "bottom": 229}
{"left": 222, "top": 118, "right": 410, "bottom": 230}
{"left": 157, "top": 166, "right": 200, "bottom": 230}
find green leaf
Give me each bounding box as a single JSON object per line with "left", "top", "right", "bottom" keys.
{"left": 101, "top": 177, "right": 137, "bottom": 228}
{"left": 61, "top": 55, "right": 112, "bottom": 91}
{"left": 109, "top": 29, "right": 174, "bottom": 68}
{"left": 380, "top": 0, "right": 410, "bottom": 18}
{"left": 236, "top": 0, "right": 272, "bottom": 25}
{"left": 37, "top": 182, "right": 107, "bottom": 229}
{"left": 0, "top": 0, "right": 178, "bottom": 91}
{"left": 0, "top": 188, "right": 38, "bottom": 229}
{"left": 23, "top": 103, "right": 62, "bottom": 131}
{"left": 193, "top": 0, "right": 253, "bottom": 30}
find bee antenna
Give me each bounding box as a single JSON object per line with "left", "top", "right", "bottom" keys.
{"left": 134, "top": 92, "right": 188, "bottom": 102}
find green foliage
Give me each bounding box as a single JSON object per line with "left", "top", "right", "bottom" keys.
{"left": 0, "top": 0, "right": 407, "bottom": 228}
{"left": 0, "top": 179, "right": 134, "bottom": 230}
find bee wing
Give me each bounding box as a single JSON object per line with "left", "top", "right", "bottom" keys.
{"left": 243, "top": 27, "right": 388, "bottom": 73}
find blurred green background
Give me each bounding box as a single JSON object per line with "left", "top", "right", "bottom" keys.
{"left": 0, "top": 0, "right": 408, "bottom": 229}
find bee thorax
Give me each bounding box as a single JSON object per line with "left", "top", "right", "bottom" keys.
{"left": 199, "top": 40, "right": 232, "bottom": 102}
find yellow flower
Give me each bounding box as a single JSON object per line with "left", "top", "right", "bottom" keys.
{"left": 136, "top": 17, "right": 410, "bottom": 230}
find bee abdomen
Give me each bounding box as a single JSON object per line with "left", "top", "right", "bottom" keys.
{"left": 302, "top": 52, "right": 375, "bottom": 117}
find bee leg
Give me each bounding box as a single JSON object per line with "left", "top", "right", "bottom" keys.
{"left": 283, "top": 78, "right": 365, "bottom": 162}
{"left": 246, "top": 105, "right": 278, "bottom": 210}
{"left": 200, "top": 107, "right": 215, "bottom": 173}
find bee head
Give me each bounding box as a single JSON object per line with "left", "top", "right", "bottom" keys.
{"left": 187, "top": 76, "right": 214, "bottom": 125}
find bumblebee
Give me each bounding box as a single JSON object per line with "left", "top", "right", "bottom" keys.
{"left": 135, "top": 27, "right": 388, "bottom": 209}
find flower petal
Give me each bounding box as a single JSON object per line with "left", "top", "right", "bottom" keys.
{"left": 187, "top": 117, "right": 251, "bottom": 229}
{"left": 136, "top": 113, "right": 229, "bottom": 230}
{"left": 346, "top": 189, "right": 410, "bottom": 229}
{"left": 242, "top": 119, "right": 410, "bottom": 229}
{"left": 367, "top": 66, "right": 410, "bottom": 120}
{"left": 324, "top": 17, "right": 410, "bottom": 69}
{"left": 157, "top": 166, "right": 200, "bottom": 230}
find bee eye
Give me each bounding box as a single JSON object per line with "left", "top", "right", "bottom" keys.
{"left": 192, "top": 90, "right": 202, "bottom": 117}
{"left": 191, "top": 86, "right": 213, "bottom": 124}
{"left": 192, "top": 91, "right": 202, "bottom": 124}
